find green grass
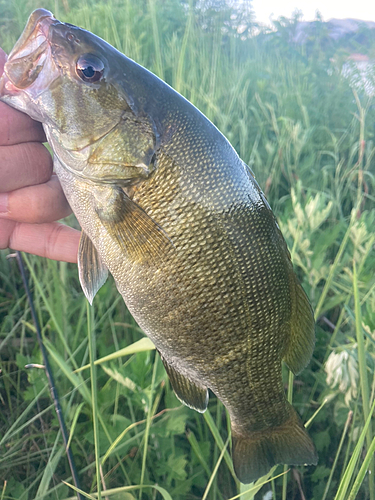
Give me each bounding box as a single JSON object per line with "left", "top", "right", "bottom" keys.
{"left": 0, "top": 1, "right": 375, "bottom": 499}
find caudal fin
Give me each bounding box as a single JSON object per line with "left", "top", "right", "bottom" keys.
{"left": 231, "top": 405, "right": 318, "bottom": 484}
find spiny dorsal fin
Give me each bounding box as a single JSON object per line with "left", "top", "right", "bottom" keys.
{"left": 283, "top": 279, "right": 315, "bottom": 375}
{"left": 159, "top": 353, "right": 209, "bottom": 413}
{"left": 95, "top": 187, "right": 174, "bottom": 265}
{"left": 78, "top": 231, "right": 108, "bottom": 305}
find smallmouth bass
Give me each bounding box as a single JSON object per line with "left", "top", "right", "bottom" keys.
{"left": 0, "top": 9, "right": 318, "bottom": 483}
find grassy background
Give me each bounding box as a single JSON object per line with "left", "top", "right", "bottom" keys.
{"left": 0, "top": 1, "right": 374, "bottom": 499}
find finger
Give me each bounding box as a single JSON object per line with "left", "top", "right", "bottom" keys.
{"left": 0, "top": 175, "right": 72, "bottom": 223}
{"left": 0, "top": 102, "right": 47, "bottom": 145}
{"left": 0, "top": 219, "right": 80, "bottom": 263}
{"left": 0, "top": 142, "right": 53, "bottom": 192}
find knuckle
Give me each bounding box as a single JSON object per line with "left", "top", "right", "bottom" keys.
{"left": 7, "top": 178, "right": 70, "bottom": 224}
{"left": 8, "top": 189, "right": 45, "bottom": 224}
{"left": 0, "top": 221, "right": 10, "bottom": 249}
{"left": 28, "top": 194, "right": 49, "bottom": 223}
{"left": 5, "top": 220, "right": 18, "bottom": 250}
{"left": 44, "top": 224, "right": 65, "bottom": 260}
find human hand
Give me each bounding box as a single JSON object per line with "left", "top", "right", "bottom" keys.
{"left": 0, "top": 47, "right": 80, "bottom": 263}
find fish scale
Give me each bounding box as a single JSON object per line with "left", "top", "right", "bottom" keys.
{"left": 0, "top": 8, "right": 318, "bottom": 484}
{"left": 130, "top": 151, "right": 292, "bottom": 423}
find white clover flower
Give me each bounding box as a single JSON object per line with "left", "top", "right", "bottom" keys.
{"left": 325, "top": 348, "right": 359, "bottom": 405}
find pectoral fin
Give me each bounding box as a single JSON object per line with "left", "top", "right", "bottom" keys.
{"left": 283, "top": 280, "right": 315, "bottom": 375}
{"left": 95, "top": 187, "right": 174, "bottom": 264}
{"left": 159, "top": 353, "right": 209, "bottom": 413}
{"left": 78, "top": 231, "right": 108, "bottom": 305}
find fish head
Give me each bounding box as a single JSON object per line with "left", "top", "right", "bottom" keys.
{"left": 0, "top": 9, "right": 142, "bottom": 165}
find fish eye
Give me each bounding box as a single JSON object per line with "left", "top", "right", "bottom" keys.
{"left": 76, "top": 54, "right": 104, "bottom": 83}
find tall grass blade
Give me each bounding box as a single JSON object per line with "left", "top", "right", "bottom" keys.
{"left": 347, "top": 435, "right": 375, "bottom": 500}
{"left": 314, "top": 211, "right": 355, "bottom": 319}
{"left": 227, "top": 469, "right": 286, "bottom": 500}
{"left": 64, "top": 482, "right": 173, "bottom": 500}
{"left": 22, "top": 253, "right": 77, "bottom": 366}
{"left": 45, "top": 340, "right": 91, "bottom": 403}
{"left": 35, "top": 441, "right": 64, "bottom": 497}
{"left": 282, "top": 370, "right": 294, "bottom": 500}
{"left": 186, "top": 429, "right": 211, "bottom": 478}
{"left": 321, "top": 411, "right": 353, "bottom": 500}
{"left": 0, "top": 385, "right": 49, "bottom": 445}
{"left": 67, "top": 402, "right": 86, "bottom": 450}
{"left": 353, "top": 261, "right": 374, "bottom": 499}
{"left": 87, "top": 302, "right": 102, "bottom": 500}
{"left": 64, "top": 482, "right": 96, "bottom": 500}
{"left": 139, "top": 354, "right": 159, "bottom": 499}
{"left": 305, "top": 398, "right": 328, "bottom": 428}
{"left": 201, "top": 437, "right": 230, "bottom": 500}
{"left": 147, "top": 0, "right": 163, "bottom": 78}
{"left": 175, "top": 0, "right": 193, "bottom": 93}
{"left": 203, "top": 409, "right": 236, "bottom": 480}
{"left": 334, "top": 398, "right": 375, "bottom": 500}
{"left": 0, "top": 482, "right": 6, "bottom": 500}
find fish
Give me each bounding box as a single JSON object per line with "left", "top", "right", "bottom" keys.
{"left": 0, "top": 9, "right": 318, "bottom": 484}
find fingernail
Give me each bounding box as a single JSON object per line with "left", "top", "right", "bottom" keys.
{"left": 0, "top": 193, "right": 8, "bottom": 213}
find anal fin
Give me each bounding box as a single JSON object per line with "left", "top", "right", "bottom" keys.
{"left": 159, "top": 353, "right": 209, "bottom": 413}
{"left": 78, "top": 231, "right": 108, "bottom": 305}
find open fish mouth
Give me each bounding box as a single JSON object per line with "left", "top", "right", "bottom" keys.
{"left": 1, "top": 9, "right": 59, "bottom": 96}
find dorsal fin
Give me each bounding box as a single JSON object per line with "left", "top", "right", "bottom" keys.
{"left": 283, "top": 279, "right": 315, "bottom": 375}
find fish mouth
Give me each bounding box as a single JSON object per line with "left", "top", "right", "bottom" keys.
{"left": 0, "top": 9, "right": 59, "bottom": 96}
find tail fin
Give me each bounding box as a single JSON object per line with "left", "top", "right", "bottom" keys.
{"left": 231, "top": 405, "right": 317, "bottom": 484}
